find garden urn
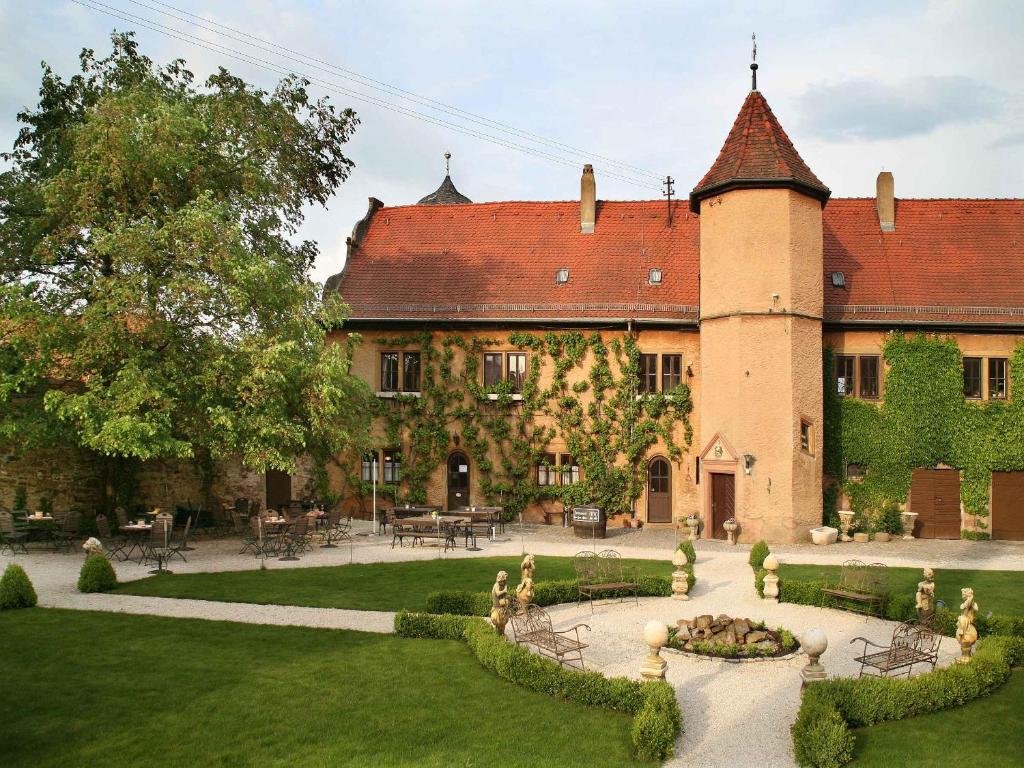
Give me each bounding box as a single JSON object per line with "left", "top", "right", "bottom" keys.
{"left": 900, "top": 511, "right": 918, "bottom": 540}
{"left": 800, "top": 628, "right": 828, "bottom": 686}
{"left": 671, "top": 549, "right": 690, "bottom": 600}
{"left": 686, "top": 515, "right": 700, "bottom": 541}
{"left": 640, "top": 621, "right": 669, "bottom": 680}
{"left": 762, "top": 552, "right": 780, "bottom": 602}
{"left": 838, "top": 510, "right": 854, "bottom": 542}
{"left": 722, "top": 518, "right": 738, "bottom": 545}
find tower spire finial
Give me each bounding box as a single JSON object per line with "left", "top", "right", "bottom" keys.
{"left": 444, "top": 151, "right": 451, "bottom": 176}
{"left": 750, "top": 33, "right": 759, "bottom": 91}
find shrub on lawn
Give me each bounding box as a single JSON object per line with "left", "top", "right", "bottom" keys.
{"left": 792, "top": 635, "right": 1024, "bottom": 767}
{"left": 748, "top": 540, "right": 769, "bottom": 571}
{"left": 395, "top": 612, "right": 682, "bottom": 761}
{"left": 78, "top": 554, "right": 117, "bottom": 593}
{"left": 755, "top": 568, "right": 766, "bottom": 598}
{"left": 0, "top": 563, "right": 37, "bottom": 610}
{"left": 424, "top": 589, "right": 489, "bottom": 616}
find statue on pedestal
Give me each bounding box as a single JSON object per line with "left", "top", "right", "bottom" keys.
{"left": 490, "top": 571, "right": 511, "bottom": 635}
{"left": 915, "top": 567, "right": 936, "bottom": 623}
{"left": 955, "top": 587, "right": 979, "bottom": 664}
{"left": 515, "top": 553, "right": 536, "bottom": 608}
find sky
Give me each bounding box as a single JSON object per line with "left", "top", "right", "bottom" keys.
{"left": 2, "top": 0, "right": 1023, "bottom": 285}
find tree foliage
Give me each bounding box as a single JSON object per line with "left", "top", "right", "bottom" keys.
{"left": 0, "top": 33, "right": 373, "bottom": 475}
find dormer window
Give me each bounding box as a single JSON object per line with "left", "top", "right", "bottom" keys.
{"left": 555, "top": 268, "right": 569, "bottom": 284}
{"left": 648, "top": 268, "right": 663, "bottom": 285}
{"left": 831, "top": 271, "right": 846, "bottom": 288}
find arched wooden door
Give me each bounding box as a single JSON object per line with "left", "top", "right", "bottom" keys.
{"left": 447, "top": 452, "right": 470, "bottom": 510}
{"left": 647, "top": 457, "right": 672, "bottom": 523}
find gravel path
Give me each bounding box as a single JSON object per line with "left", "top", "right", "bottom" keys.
{"left": 3, "top": 522, "right": 1013, "bottom": 766}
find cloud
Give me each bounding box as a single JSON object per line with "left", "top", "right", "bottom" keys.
{"left": 797, "top": 75, "right": 1005, "bottom": 141}
{"left": 990, "top": 130, "right": 1024, "bottom": 149}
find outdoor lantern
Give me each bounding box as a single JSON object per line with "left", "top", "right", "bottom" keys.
{"left": 452, "top": 431, "right": 460, "bottom": 446}
{"left": 743, "top": 454, "right": 755, "bottom": 474}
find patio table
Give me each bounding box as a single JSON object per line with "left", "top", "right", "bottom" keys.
{"left": 120, "top": 523, "right": 152, "bottom": 562}
{"left": 24, "top": 515, "right": 57, "bottom": 550}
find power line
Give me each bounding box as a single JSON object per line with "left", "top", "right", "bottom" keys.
{"left": 67, "top": 0, "right": 665, "bottom": 192}
{"left": 127, "top": 0, "right": 665, "bottom": 182}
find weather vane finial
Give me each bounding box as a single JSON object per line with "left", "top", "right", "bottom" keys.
{"left": 444, "top": 151, "right": 451, "bottom": 176}
{"left": 750, "top": 33, "right": 759, "bottom": 91}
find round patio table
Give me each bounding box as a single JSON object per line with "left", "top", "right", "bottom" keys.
{"left": 24, "top": 515, "right": 56, "bottom": 549}
{"left": 119, "top": 523, "right": 152, "bottom": 562}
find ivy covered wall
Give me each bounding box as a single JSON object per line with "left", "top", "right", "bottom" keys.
{"left": 337, "top": 329, "right": 695, "bottom": 519}
{"left": 824, "top": 332, "right": 1024, "bottom": 535}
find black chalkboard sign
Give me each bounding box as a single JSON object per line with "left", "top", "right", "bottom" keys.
{"left": 572, "top": 507, "right": 602, "bottom": 523}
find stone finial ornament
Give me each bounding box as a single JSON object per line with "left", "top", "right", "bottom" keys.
{"left": 762, "top": 551, "right": 780, "bottom": 602}
{"left": 82, "top": 537, "right": 105, "bottom": 559}
{"left": 490, "top": 571, "right": 511, "bottom": 635}
{"left": 955, "top": 587, "right": 979, "bottom": 664}
{"left": 671, "top": 549, "right": 690, "bottom": 600}
{"left": 800, "top": 628, "right": 828, "bottom": 686}
{"left": 640, "top": 621, "right": 670, "bottom": 680}
{"left": 515, "top": 554, "right": 536, "bottom": 607}
{"left": 915, "top": 567, "right": 936, "bottom": 623}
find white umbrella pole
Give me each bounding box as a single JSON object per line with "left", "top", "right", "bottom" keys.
{"left": 370, "top": 456, "right": 377, "bottom": 537}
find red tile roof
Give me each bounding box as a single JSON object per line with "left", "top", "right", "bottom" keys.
{"left": 330, "top": 199, "right": 700, "bottom": 321}
{"left": 330, "top": 196, "right": 1024, "bottom": 326}
{"left": 690, "top": 90, "right": 830, "bottom": 211}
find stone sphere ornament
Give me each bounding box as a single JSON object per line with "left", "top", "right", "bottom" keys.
{"left": 640, "top": 621, "right": 670, "bottom": 680}
{"left": 800, "top": 628, "right": 828, "bottom": 686}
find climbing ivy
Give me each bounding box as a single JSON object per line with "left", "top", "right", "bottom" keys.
{"left": 824, "top": 333, "right": 1024, "bottom": 535}
{"left": 357, "top": 331, "right": 693, "bottom": 518}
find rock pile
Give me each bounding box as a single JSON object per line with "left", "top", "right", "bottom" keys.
{"left": 676, "top": 614, "right": 776, "bottom": 653}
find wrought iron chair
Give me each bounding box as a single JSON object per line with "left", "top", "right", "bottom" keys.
{"left": 0, "top": 510, "right": 28, "bottom": 554}
{"left": 94, "top": 513, "right": 129, "bottom": 561}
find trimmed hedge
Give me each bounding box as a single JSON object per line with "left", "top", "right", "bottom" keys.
{"left": 755, "top": 568, "right": 766, "bottom": 598}
{"left": 793, "top": 636, "right": 1024, "bottom": 767}
{"left": 426, "top": 574, "right": 682, "bottom": 617}
{"left": 77, "top": 554, "right": 117, "bottom": 593}
{"left": 777, "top": 578, "right": 1024, "bottom": 639}
{"left": 748, "top": 540, "right": 769, "bottom": 571}
{"left": 0, "top": 563, "right": 37, "bottom": 610}
{"left": 396, "top": 611, "right": 681, "bottom": 761}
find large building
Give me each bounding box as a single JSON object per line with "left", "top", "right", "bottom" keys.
{"left": 326, "top": 71, "right": 1024, "bottom": 543}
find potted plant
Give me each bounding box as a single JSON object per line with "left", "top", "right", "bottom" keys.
{"left": 874, "top": 503, "right": 903, "bottom": 542}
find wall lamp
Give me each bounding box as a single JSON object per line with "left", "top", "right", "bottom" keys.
{"left": 452, "top": 431, "right": 460, "bottom": 447}
{"left": 743, "top": 454, "right": 756, "bottom": 475}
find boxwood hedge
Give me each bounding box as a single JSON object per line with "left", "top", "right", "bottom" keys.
{"left": 395, "top": 610, "right": 681, "bottom": 761}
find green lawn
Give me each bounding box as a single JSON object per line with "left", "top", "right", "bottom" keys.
{"left": 115, "top": 555, "right": 672, "bottom": 612}
{"left": 778, "top": 563, "right": 1024, "bottom": 615}
{"left": 2, "top": 608, "right": 650, "bottom": 767}
{"left": 851, "top": 669, "right": 1024, "bottom": 766}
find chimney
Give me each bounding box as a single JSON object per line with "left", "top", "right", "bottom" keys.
{"left": 580, "top": 164, "right": 596, "bottom": 234}
{"left": 876, "top": 171, "right": 895, "bottom": 232}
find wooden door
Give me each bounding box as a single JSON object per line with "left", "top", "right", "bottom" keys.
{"left": 710, "top": 472, "right": 735, "bottom": 540}
{"left": 266, "top": 469, "right": 291, "bottom": 513}
{"left": 647, "top": 457, "right": 672, "bottom": 523}
{"left": 910, "top": 469, "right": 961, "bottom": 539}
{"left": 992, "top": 471, "right": 1024, "bottom": 541}
{"left": 447, "top": 453, "right": 470, "bottom": 510}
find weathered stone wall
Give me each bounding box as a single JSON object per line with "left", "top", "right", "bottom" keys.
{"left": 0, "top": 447, "right": 104, "bottom": 513}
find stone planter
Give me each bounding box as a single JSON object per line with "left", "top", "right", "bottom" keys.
{"left": 853, "top": 532, "right": 870, "bottom": 543}
{"left": 810, "top": 526, "right": 838, "bottom": 545}
{"left": 901, "top": 511, "right": 918, "bottom": 540}
{"left": 838, "top": 510, "right": 854, "bottom": 542}
{"left": 874, "top": 531, "right": 891, "bottom": 543}
{"left": 722, "top": 518, "right": 738, "bottom": 545}
{"left": 686, "top": 516, "right": 700, "bottom": 541}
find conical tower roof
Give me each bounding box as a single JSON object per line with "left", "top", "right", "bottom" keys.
{"left": 689, "top": 90, "right": 829, "bottom": 212}
{"left": 417, "top": 174, "right": 472, "bottom": 205}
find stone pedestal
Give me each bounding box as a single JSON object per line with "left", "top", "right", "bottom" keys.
{"left": 641, "top": 621, "right": 669, "bottom": 680}
{"left": 901, "top": 511, "right": 918, "bottom": 540}
{"left": 723, "top": 519, "right": 738, "bottom": 545}
{"left": 686, "top": 518, "right": 699, "bottom": 541}
{"left": 671, "top": 549, "right": 690, "bottom": 600}
{"left": 800, "top": 628, "right": 828, "bottom": 687}
{"left": 762, "top": 552, "right": 780, "bottom": 602}
{"left": 838, "top": 510, "right": 854, "bottom": 543}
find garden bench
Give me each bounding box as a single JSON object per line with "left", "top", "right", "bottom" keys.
{"left": 821, "top": 559, "right": 888, "bottom": 617}
{"left": 851, "top": 621, "right": 941, "bottom": 678}
{"left": 509, "top": 604, "right": 590, "bottom": 669}
{"left": 573, "top": 550, "right": 639, "bottom": 611}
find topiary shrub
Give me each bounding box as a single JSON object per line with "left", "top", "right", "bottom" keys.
{"left": 675, "top": 539, "right": 697, "bottom": 564}
{"left": 748, "top": 540, "right": 769, "bottom": 571}
{"left": 755, "top": 568, "right": 767, "bottom": 598}
{"left": 77, "top": 554, "right": 117, "bottom": 593}
{"left": 394, "top": 610, "right": 478, "bottom": 640}
{"left": 0, "top": 563, "right": 38, "bottom": 610}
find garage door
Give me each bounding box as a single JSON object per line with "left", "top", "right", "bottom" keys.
{"left": 910, "top": 469, "right": 961, "bottom": 539}
{"left": 992, "top": 471, "right": 1024, "bottom": 541}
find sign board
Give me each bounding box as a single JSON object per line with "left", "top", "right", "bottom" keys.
{"left": 837, "top": 379, "right": 847, "bottom": 396}
{"left": 572, "top": 507, "right": 602, "bottom": 523}
{"left": 458, "top": 464, "right": 468, "bottom": 473}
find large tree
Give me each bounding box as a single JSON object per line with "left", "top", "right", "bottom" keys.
{"left": 0, "top": 33, "right": 372, "bottom": 499}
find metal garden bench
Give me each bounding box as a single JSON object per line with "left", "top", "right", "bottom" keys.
{"left": 510, "top": 604, "right": 590, "bottom": 669}
{"left": 821, "top": 559, "right": 888, "bottom": 617}
{"left": 851, "top": 621, "right": 941, "bottom": 678}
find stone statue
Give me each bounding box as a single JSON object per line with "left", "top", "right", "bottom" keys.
{"left": 515, "top": 553, "right": 536, "bottom": 608}
{"left": 955, "top": 587, "right": 979, "bottom": 664}
{"left": 82, "top": 537, "right": 105, "bottom": 559}
{"left": 490, "top": 571, "right": 512, "bottom": 635}
{"left": 915, "top": 567, "right": 936, "bottom": 623}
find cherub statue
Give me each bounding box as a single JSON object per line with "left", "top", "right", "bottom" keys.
{"left": 915, "top": 567, "right": 936, "bottom": 623}
{"left": 490, "top": 571, "right": 511, "bottom": 635}
{"left": 955, "top": 586, "right": 979, "bottom": 664}
{"left": 82, "top": 537, "right": 105, "bottom": 559}
{"left": 515, "top": 553, "right": 536, "bottom": 609}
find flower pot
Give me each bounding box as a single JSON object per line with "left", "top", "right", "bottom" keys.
{"left": 810, "top": 526, "right": 838, "bottom": 545}
{"left": 874, "top": 531, "right": 891, "bottom": 543}
{"left": 853, "top": 532, "right": 870, "bottom": 543}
